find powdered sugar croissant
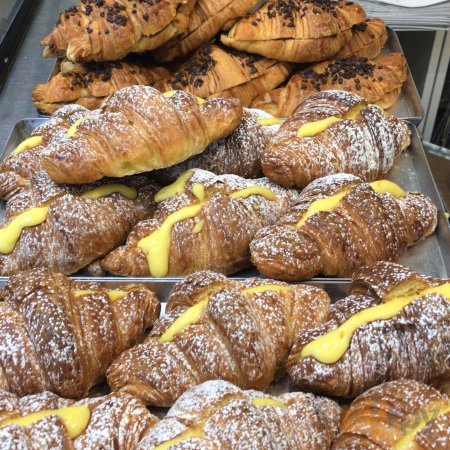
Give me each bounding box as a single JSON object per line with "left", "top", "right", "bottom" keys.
{"left": 286, "top": 262, "right": 450, "bottom": 398}
{"left": 250, "top": 174, "right": 437, "bottom": 281}
{"left": 0, "top": 270, "right": 160, "bottom": 398}
{"left": 107, "top": 271, "right": 330, "bottom": 406}
{"left": 262, "top": 90, "right": 410, "bottom": 188}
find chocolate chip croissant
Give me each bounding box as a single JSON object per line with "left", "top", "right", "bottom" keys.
{"left": 42, "top": 86, "right": 242, "bottom": 184}
{"left": 107, "top": 271, "right": 330, "bottom": 406}
{"left": 0, "top": 171, "right": 158, "bottom": 275}
{"left": 250, "top": 174, "right": 437, "bottom": 281}
{"left": 262, "top": 90, "right": 410, "bottom": 188}
{"left": 0, "top": 270, "right": 160, "bottom": 398}
{"left": 137, "top": 380, "right": 341, "bottom": 449}
{"left": 334, "top": 380, "right": 450, "bottom": 449}
{"left": 41, "top": 0, "right": 196, "bottom": 62}
{"left": 102, "top": 169, "right": 301, "bottom": 277}
{"left": 286, "top": 262, "right": 450, "bottom": 398}
{"left": 0, "top": 390, "right": 158, "bottom": 449}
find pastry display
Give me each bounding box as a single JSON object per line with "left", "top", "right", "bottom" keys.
{"left": 107, "top": 271, "right": 330, "bottom": 406}
{"left": 334, "top": 380, "right": 450, "bottom": 449}
{"left": 250, "top": 174, "right": 437, "bottom": 280}
{"left": 0, "top": 270, "right": 160, "bottom": 398}
{"left": 221, "top": 0, "right": 366, "bottom": 63}
{"left": 153, "top": 0, "right": 261, "bottom": 62}
{"left": 0, "top": 391, "right": 158, "bottom": 449}
{"left": 41, "top": 86, "right": 242, "bottom": 184}
{"left": 286, "top": 262, "right": 450, "bottom": 397}
{"left": 154, "top": 44, "right": 293, "bottom": 107}
{"left": 262, "top": 90, "right": 410, "bottom": 188}
{"left": 32, "top": 58, "right": 170, "bottom": 115}
{"left": 101, "top": 169, "right": 301, "bottom": 277}
{"left": 41, "top": 0, "right": 196, "bottom": 62}
{"left": 0, "top": 172, "right": 158, "bottom": 275}
{"left": 136, "top": 380, "right": 341, "bottom": 448}
{"left": 251, "top": 52, "right": 407, "bottom": 117}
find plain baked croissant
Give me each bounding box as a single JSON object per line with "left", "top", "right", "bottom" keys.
{"left": 42, "top": 86, "right": 242, "bottom": 184}
{"left": 136, "top": 380, "right": 341, "bottom": 449}
{"left": 0, "top": 390, "right": 158, "bottom": 449}
{"left": 262, "top": 90, "right": 410, "bottom": 188}
{"left": 0, "top": 171, "right": 158, "bottom": 275}
{"left": 153, "top": 0, "right": 260, "bottom": 62}
{"left": 32, "top": 58, "right": 170, "bottom": 115}
{"left": 41, "top": 0, "right": 196, "bottom": 62}
{"left": 101, "top": 169, "right": 301, "bottom": 277}
{"left": 250, "top": 174, "right": 437, "bottom": 281}
{"left": 286, "top": 262, "right": 450, "bottom": 398}
{"left": 0, "top": 270, "right": 160, "bottom": 399}
{"left": 221, "top": 0, "right": 366, "bottom": 63}
{"left": 154, "top": 44, "right": 293, "bottom": 107}
{"left": 107, "top": 271, "right": 330, "bottom": 406}
{"left": 334, "top": 379, "right": 450, "bottom": 449}
{"left": 251, "top": 52, "right": 407, "bottom": 117}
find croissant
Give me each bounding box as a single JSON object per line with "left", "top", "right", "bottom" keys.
{"left": 42, "top": 86, "right": 242, "bottom": 184}
{"left": 336, "top": 18, "right": 387, "bottom": 59}
{"left": 101, "top": 169, "right": 301, "bottom": 277}
{"left": 0, "top": 171, "right": 158, "bottom": 275}
{"left": 251, "top": 52, "right": 407, "bottom": 117}
{"left": 334, "top": 380, "right": 450, "bottom": 449}
{"left": 32, "top": 58, "right": 171, "bottom": 115}
{"left": 0, "top": 270, "right": 160, "bottom": 398}
{"left": 153, "top": 108, "right": 283, "bottom": 184}
{"left": 0, "top": 390, "right": 158, "bottom": 449}
{"left": 107, "top": 271, "right": 330, "bottom": 406}
{"left": 250, "top": 174, "right": 437, "bottom": 280}
{"left": 153, "top": 0, "right": 260, "bottom": 62}
{"left": 0, "top": 104, "right": 88, "bottom": 201}
{"left": 136, "top": 380, "right": 341, "bottom": 449}
{"left": 154, "top": 44, "right": 293, "bottom": 107}
{"left": 286, "top": 262, "right": 450, "bottom": 398}
{"left": 262, "top": 90, "right": 410, "bottom": 188}
{"left": 221, "top": 0, "right": 366, "bottom": 63}
{"left": 41, "top": 0, "right": 196, "bottom": 62}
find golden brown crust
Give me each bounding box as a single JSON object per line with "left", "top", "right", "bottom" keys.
{"left": 250, "top": 174, "right": 437, "bottom": 281}
{"left": 41, "top": 86, "right": 242, "bottom": 184}
{"left": 220, "top": 0, "right": 366, "bottom": 63}
{"left": 261, "top": 90, "right": 410, "bottom": 188}
{"left": 286, "top": 262, "right": 450, "bottom": 398}
{"left": 107, "top": 272, "right": 330, "bottom": 406}
{"left": 0, "top": 270, "right": 160, "bottom": 398}
{"left": 251, "top": 52, "right": 408, "bottom": 117}
{"left": 41, "top": 0, "right": 196, "bottom": 62}
{"left": 334, "top": 380, "right": 450, "bottom": 449}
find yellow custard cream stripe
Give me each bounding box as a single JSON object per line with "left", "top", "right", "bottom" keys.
{"left": 257, "top": 117, "right": 285, "bottom": 126}
{"left": 394, "top": 402, "right": 450, "bottom": 450}
{"left": 155, "top": 171, "right": 194, "bottom": 202}
{"left": 163, "top": 90, "right": 205, "bottom": 104}
{"left": 299, "top": 283, "right": 450, "bottom": 364}
{"left": 73, "top": 290, "right": 127, "bottom": 301}
{"left": 192, "top": 183, "right": 205, "bottom": 201}
{"left": 66, "top": 115, "right": 94, "bottom": 138}
{"left": 12, "top": 136, "right": 43, "bottom": 156}
{"left": 241, "top": 285, "right": 291, "bottom": 295}
{"left": 0, "top": 406, "right": 91, "bottom": 439}
{"left": 296, "top": 180, "right": 406, "bottom": 229}
{"left": 81, "top": 184, "right": 137, "bottom": 200}
{"left": 229, "top": 186, "right": 275, "bottom": 201}
{"left": 192, "top": 219, "right": 204, "bottom": 234}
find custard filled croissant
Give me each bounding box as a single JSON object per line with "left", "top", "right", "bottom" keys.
{"left": 262, "top": 90, "right": 410, "bottom": 188}
{"left": 0, "top": 270, "right": 160, "bottom": 398}
{"left": 0, "top": 390, "right": 158, "bottom": 449}
{"left": 286, "top": 262, "right": 450, "bottom": 398}
{"left": 221, "top": 0, "right": 366, "bottom": 63}
{"left": 137, "top": 380, "right": 341, "bottom": 449}
{"left": 251, "top": 52, "right": 407, "bottom": 118}
{"left": 42, "top": 86, "right": 242, "bottom": 184}
{"left": 250, "top": 174, "right": 437, "bottom": 280}
{"left": 107, "top": 271, "right": 330, "bottom": 406}
{"left": 334, "top": 380, "right": 450, "bottom": 449}
{"left": 0, "top": 171, "right": 158, "bottom": 275}
{"left": 102, "top": 169, "right": 301, "bottom": 277}
{"left": 41, "top": 0, "right": 196, "bottom": 62}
